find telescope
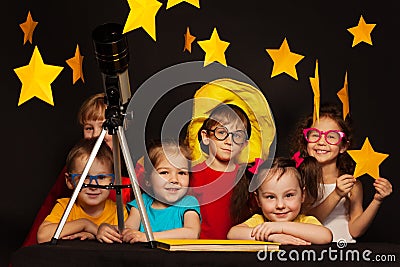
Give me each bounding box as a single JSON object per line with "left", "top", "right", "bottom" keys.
{"left": 92, "top": 22, "right": 155, "bottom": 246}
{"left": 50, "top": 23, "right": 155, "bottom": 246}
{"left": 92, "top": 22, "right": 132, "bottom": 108}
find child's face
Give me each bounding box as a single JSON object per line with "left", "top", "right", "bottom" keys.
{"left": 306, "top": 117, "right": 347, "bottom": 165}
{"left": 202, "top": 120, "right": 248, "bottom": 163}
{"left": 256, "top": 171, "right": 304, "bottom": 222}
{"left": 148, "top": 152, "right": 190, "bottom": 208}
{"left": 83, "top": 119, "right": 113, "bottom": 149}
{"left": 66, "top": 157, "right": 111, "bottom": 207}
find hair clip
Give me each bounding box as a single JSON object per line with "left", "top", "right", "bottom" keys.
{"left": 292, "top": 151, "right": 304, "bottom": 168}
{"left": 248, "top": 158, "right": 264, "bottom": 174}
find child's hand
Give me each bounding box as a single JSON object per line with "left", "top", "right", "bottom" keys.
{"left": 62, "top": 231, "right": 95, "bottom": 241}
{"left": 122, "top": 228, "right": 147, "bottom": 243}
{"left": 373, "top": 177, "right": 392, "bottom": 202}
{"left": 335, "top": 174, "right": 356, "bottom": 197}
{"left": 96, "top": 223, "right": 122, "bottom": 243}
{"left": 251, "top": 222, "right": 282, "bottom": 241}
{"left": 268, "top": 233, "right": 311, "bottom": 245}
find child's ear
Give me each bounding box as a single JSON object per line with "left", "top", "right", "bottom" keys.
{"left": 253, "top": 191, "right": 261, "bottom": 207}
{"left": 200, "top": 129, "right": 210, "bottom": 145}
{"left": 65, "top": 173, "right": 75, "bottom": 190}
{"left": 301, "top": 187, "right": 306, "bottom": 203}
{"left": 339, "top": 140, "right": 350, "bottom": 154}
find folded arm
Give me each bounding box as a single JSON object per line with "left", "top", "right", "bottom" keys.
{"left": 37, "top": 218, "right": 97, "bottom": 243}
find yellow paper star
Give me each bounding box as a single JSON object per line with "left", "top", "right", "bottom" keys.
{"left": 66, "top": 44, "right": 85, "bottom": 84}
{"left": 14, "top": 46, "right": 64, "bottom": 106}
{"left": 166, "top": 0, "right": 200, "bottom": 9}
{"left": 309, "top": 60, "right": 320, "bottom": 124}
{"left": 266, "top": 38, "right": 304, "bottom": 80}
{"left": 123, "top": 0, "right": 162, "bottom": 41}
{"left": 347, "top": 138, "right": 389, "bottom": 179}
{"left": 197, "top": 28, "right": 230, "bottom": 67}
{"left": 183, "top": 27, "right": 196, "bottom": 53}
{"left": 19, "top": 11, "right": 38, "bottom": 45}
{"left": 347, "top": 15, "right": 376, "bottom": 47}
{"left": 337, "top": 71, "right": 350, "bottom": 120}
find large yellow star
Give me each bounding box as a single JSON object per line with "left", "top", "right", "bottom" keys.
{"left": 347, "top": 15, "right": 376, "bottom": 47}
{"left": 337, "top": 71, "right": 350, "bottom": 120}
{"left": 166, "top": 0, "right": 200, "bottom": 9}
{"left": 66, "top": 44, "right": 85, "bottom": 84}
{"left": 309, "top": 60, "right": 320, "bottom": 124}
{"left": 347, "top": 137, "right": 389, "bottom": 179}
{"left": 14, "top": 46, "right": 64, "bottom": 106}
{"left": 183, "top": 26, "right": 196, "bottom": 53}
{"left": 19, "top": 11, "right": 38, "bottom": 45}
{"left": 266, "top": 38, "right": 304, "bottom": 80}
{"left": 123, "top": 0, "right": 162, "bottom": 41}
{"left": 197, "top": 28, "right": 230, "bottom": 67}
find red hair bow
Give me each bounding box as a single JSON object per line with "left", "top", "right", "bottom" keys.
{"left": 292, "top": 151, "right": 304, "bottom": 168}
{"left": 248, "top": 158, "right": 264, "bottom": 174}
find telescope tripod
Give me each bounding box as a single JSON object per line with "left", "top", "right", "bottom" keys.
{"left": 50, "top": 101, "right": 156, "bottom": 248}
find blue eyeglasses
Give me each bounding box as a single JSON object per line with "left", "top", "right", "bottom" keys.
{"left": 69, "top": 173, "right": 115, "bottom": 187}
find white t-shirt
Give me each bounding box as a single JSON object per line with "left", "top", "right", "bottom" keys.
{"left": 318, "top": 184, "right": 356, "bottom": 243}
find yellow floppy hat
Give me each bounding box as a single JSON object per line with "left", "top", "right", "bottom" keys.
{"left": 185, "top": 78, "right": 276, "bottom": 165}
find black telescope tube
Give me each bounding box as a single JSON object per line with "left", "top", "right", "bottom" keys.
{"left": 92, "top": 23, "right": 129, "bottom": 75}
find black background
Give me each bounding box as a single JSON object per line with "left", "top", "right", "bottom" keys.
{"left": 2, "top": 1, "right": 399, "bottom": 265}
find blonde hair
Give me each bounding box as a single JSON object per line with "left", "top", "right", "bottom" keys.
{"left": 77, "top": 93, "right": 106, "bottom": 126}
{"left": 66, "top": 138, "right": 113, "bottom": 173}
{"left": 144, "top": 139, "right": 192, "bottom": 179}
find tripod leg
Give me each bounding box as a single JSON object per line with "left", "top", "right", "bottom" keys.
{"left": 112, "top": 135, "right": 125, "bottom": 233}
{"left": 51, "top": 129, "right": 107, "bottom": 244}
{"left": 117, "top": 126, "right": 156, "bottom": 247}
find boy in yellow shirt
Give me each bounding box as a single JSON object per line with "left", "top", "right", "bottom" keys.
{"left": 37, "top": 138, "right": 128, "bottom": 243}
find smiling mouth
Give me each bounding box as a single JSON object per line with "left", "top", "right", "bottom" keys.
{"left": 165, "top": 188, "right": 180, "bottom": 192}
{"left": 86, "top": 193, "right": 100, "bottom": 198}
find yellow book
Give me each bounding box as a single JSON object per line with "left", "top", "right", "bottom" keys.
{"left": 156, "top": 239, "right": 280, "bottom": 252}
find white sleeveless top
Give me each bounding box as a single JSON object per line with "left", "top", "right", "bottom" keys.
{"left": 318, "top": 184, "right": 356, "bottom": 243}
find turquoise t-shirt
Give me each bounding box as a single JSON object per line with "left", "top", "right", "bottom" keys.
{"left": 126, "top": 193, "right": 201, "bottom": 232}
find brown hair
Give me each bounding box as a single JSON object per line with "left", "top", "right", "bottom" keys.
{"left": 253, "top": 156, "right": 323, "bottom": 213}
{"left": 231, "top": 164, "right": 259, "bottom": 224}
{"left": 288, "top": 102, "right": 355, "bottom": 177}
{"left": 199, "top": 104, "right": 251, "bottom": 146}
{"left": 66, "top": 138, "right": 113, "bottom": 173}
{"left": 77, "top": 93, "right": 106, "bottom": 127}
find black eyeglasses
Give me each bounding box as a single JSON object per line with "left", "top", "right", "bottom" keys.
{"left": 207, "top": 126, "right": 248, "bottom": 145}
{"left": 69, "top": 173, "right": 115, "bottom": 187}
{"left": 303, "top": 128, "right": 345, "bottom": 145}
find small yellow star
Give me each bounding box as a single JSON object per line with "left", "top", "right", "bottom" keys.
{"left": 183, "top": 27, "right": 196, "bottom": 53}
{"left": 66, "top": 44, "right": 85, "bottom": 84}
{"left": 197, "top": 28, "right": 230, "bottom": 67}
{"left": 347, "top": 137, "right": 389, "bottom": 179}
{"left": 337, "top": 71, "right": 350, "bottom": 120}
{"left": 19, "top": 11, "right": 38, "bottom": 45}
{"left": 166, "top": 0, "right": 200, "bottom": 9}
{"left": 347, "top": 15, "right": 376, "bottom": 47}
{"left": 14, "top": 46, "right": 64, "bottom": 106}
{"left": 266, "top": 38, "right": 304, "bottom": 80}
{"left": 123, "top": 0, "right": 163, "bottom": 41}
{"left": 309, "top": 60, "right": 320, "bottom": 124}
